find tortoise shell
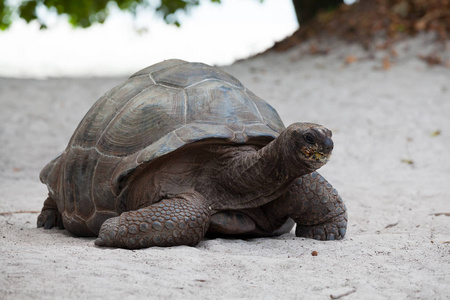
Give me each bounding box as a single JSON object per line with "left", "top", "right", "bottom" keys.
{"left": 40, "top": 59, "right": 285, "bottom": 225}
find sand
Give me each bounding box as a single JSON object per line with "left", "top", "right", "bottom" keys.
{"left": 1, "top": 35, "right": 449, "bottom": 299}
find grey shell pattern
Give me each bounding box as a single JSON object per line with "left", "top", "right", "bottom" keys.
{"left": 40, "top": 59, "right": 285, "bottom": 225}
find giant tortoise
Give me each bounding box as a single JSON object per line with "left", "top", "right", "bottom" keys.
{"left": 37, "top": 59, "right": 347, "bottom": 249}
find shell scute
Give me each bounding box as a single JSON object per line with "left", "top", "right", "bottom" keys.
{"left": 185, "top": 81, "right": 263, "bottom": 127}
{"left": 243, "top": 89, "right": 284, "bottom": 135}
{"left": 130, "top": 59, "right": 188, "bottom": 79}
{"left": 96, "top": 85, "right": 185, "bottom": 156}
{"left": 70, "top": 76, "right": 152, "bottom": 149}
{"left": 151, "top": 62, "right": 243, "bottom": 89}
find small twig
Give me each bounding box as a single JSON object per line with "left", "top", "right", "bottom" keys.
{"left": 384, "top": 222, "right": 399, "bottom": 229}
{"left": 330, "top": 288, "right": 357, "bottom": 299}
{"left": 430, "top": 213, "right": 450, "bottom": 217}
{"left": 0, "top": 210, "right": 40, "bottom": 215}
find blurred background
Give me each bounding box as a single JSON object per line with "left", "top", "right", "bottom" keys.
{"left": 0, "top": 0, "right": 300, "bottom": 77}
{"left": 1, "top": 0, "right": 447, "bottom": 78}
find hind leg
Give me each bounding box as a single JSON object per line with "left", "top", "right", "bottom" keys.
{"left": 264, "top": 172, "right": 347, "bottom": 241}
{"left": 37, "top": 196, "right": 64, "bottom": 230}
{"left": 95, "top": 192, "right": 211, "bottom": 249}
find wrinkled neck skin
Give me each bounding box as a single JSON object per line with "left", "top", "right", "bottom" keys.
{"left": 217, "top": 131, "right": 316, "bottom": 196}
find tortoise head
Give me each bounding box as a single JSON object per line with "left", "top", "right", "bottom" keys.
{"left": 282, "top": 122, "right": 334, "bottom": 173}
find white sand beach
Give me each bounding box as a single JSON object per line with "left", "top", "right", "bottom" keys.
{"left": 0, "top": 35, "right": 449, "bottom": 299}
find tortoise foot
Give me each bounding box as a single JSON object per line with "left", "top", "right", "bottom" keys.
{"left": 95, "top": 192, "right": 211, "bottom": 249}
{"left": 267, "top": 172, "right": 348, "bottom": 241}
{"left": 295, "top": 212, "right": 347, "bottom": 241}
{"left": 95, "top": 217, "right": 120, "bottom": 246}
{"left": 37, "top": 196, "right": 64, "bottom": 230}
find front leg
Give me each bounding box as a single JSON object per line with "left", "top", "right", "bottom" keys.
{"left": 95, "top": 192, "right": 211, "bottom": 249}
{"left": 264, "top": 172, "right": 347, "bottom": 240}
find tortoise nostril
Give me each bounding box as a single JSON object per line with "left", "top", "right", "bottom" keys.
{"left": 323, "top": 138, "right": 334, "bottom": 154}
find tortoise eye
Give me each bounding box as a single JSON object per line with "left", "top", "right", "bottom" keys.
{"left": 304, "top": 133, "right": 315, "bottom": 144}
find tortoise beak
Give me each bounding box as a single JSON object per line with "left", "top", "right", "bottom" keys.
{"left": 312, "top": 136, "right": 333, "bottom": 163}
{"left": 300, "top": 135, "right": 333, "bottom": 164}
{"left": 322, "top": 137, "right": 334, "bottom": 155}
{"left": 300, "top": 145, "right": 331, "bottom": 163}
{"left": 310, "top": 151, "right": 331, "bottom": 163}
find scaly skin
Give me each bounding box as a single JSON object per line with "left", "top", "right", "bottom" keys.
{"left": 95, "top": 192, "right": 211, "bottom": 249}
{"left": 264, "top": 172, "right": 347, "bottom": 240}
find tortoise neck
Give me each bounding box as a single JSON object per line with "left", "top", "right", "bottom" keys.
{"left": 217, "top": 133, "right": 311, "bottom": 195}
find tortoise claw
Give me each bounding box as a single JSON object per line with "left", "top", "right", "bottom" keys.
{"left": 95, "top": 217, "right": 120, "bottom": 247}
{"left": 44, "top": 217, "right": 54, "bottom": 229}
{"left": 295, "top": 211, "right": 348, "bottom": 241}
{"left": 37, "top": 208, "right": 64, "bottom": 230}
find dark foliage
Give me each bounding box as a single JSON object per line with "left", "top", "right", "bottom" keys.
{"left": 0, "top": 0, "right": 221, "bottom": 29}
{"left": 292, "top": 0, "right": 343, "bottom": 25}
{"left": 272, "top": 0, "right": 450, "bottom": 51}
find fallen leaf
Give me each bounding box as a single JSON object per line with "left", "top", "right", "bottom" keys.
{"left": 345, "top": 55, "right": 358, "bottom": 64}
{"left": 382, "top": 56, "right": 391, "bottom": 70}
{"left": 431, "top": 130, "right": 441, "bottom": 137}
{"left": 401, "top": 159, "right": 414, "bottom": 165}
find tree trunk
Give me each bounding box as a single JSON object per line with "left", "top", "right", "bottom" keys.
{"left": 292, "top": 0, "right": 344, "bottom": 25}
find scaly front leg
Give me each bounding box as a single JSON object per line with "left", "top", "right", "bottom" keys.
{"left": 264, "top": 172, "right": 347, "bottom": 240}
